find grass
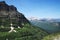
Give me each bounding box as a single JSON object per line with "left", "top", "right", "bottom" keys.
{"left": 0, "top": 23, "right": 48, "bottom": 40}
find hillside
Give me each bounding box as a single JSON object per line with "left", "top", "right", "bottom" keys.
{"left": 42, "top": 32, "right": 60, "bottom": 40}
{"left": 0, "top": 24, "right": 48, "bottom": 40}
{"left": 0, "top": 1, "right": 48, "bottom": 40}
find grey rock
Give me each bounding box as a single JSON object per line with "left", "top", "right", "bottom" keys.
{"left": 0, "top": 1, "right": 30, "bottom": 28}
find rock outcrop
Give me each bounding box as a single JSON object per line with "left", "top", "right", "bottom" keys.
{"left": 0, "top": 1, "right": 30, "bottom": 28}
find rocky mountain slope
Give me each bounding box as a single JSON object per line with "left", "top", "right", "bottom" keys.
{"left": 0, "top": 1, "right": 30, "bottom": 28}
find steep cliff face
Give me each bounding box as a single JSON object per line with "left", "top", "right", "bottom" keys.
{"left": 0, "top": 1, "right": 30, "bottom": 28}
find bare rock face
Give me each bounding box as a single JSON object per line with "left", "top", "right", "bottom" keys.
{"left": 0, "top": 1, "right": 30, "bottom": 28}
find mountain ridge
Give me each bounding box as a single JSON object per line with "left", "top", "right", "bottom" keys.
{"left": 0, "top": 1, "right": 30, "bottom": 28}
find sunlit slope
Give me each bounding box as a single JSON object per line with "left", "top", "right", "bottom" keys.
{"left": 42, "top": 32, "right": 60, "bottom": 40}
{"left": 0, "top": 24, "right": 48, "bottom": 40}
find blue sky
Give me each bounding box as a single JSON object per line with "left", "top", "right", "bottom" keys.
{"left": 0, "top": 0, "right": 60, "bottom": 19}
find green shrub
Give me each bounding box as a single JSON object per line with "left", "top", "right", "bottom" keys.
{"left": 0, "top": 24, "right": 48, "bottom": 40}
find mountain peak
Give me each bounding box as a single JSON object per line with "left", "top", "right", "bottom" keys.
{"left": 0, "top": 1, "right": 8, "bottom": 7}
{"left": 0, "top": 1, "right": 5, "bottom": 4}
{"left": 0, "top": 1, "right": 30, "bottom": 28}
{"left": 0, "top": 1, "right": 17, "bottom": 11}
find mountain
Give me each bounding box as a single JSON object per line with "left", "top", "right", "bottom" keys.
{"left": 48, "top": 19, "right": 60, "bottom": 22}
{"left": 30, "top": 19, "right": 60, "bottom": 33}
{"left": 0, "top": 1, "right": 30, "bottom": 28}
{"left": 0, "top": 1, "right": 48, "bottom": 40}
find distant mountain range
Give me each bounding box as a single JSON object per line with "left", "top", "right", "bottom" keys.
{"left": 29, "top": 18, "right": 60, "bottom": 22}
{"left": 29, "top": 18, "right": 60, "bottom": 33}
